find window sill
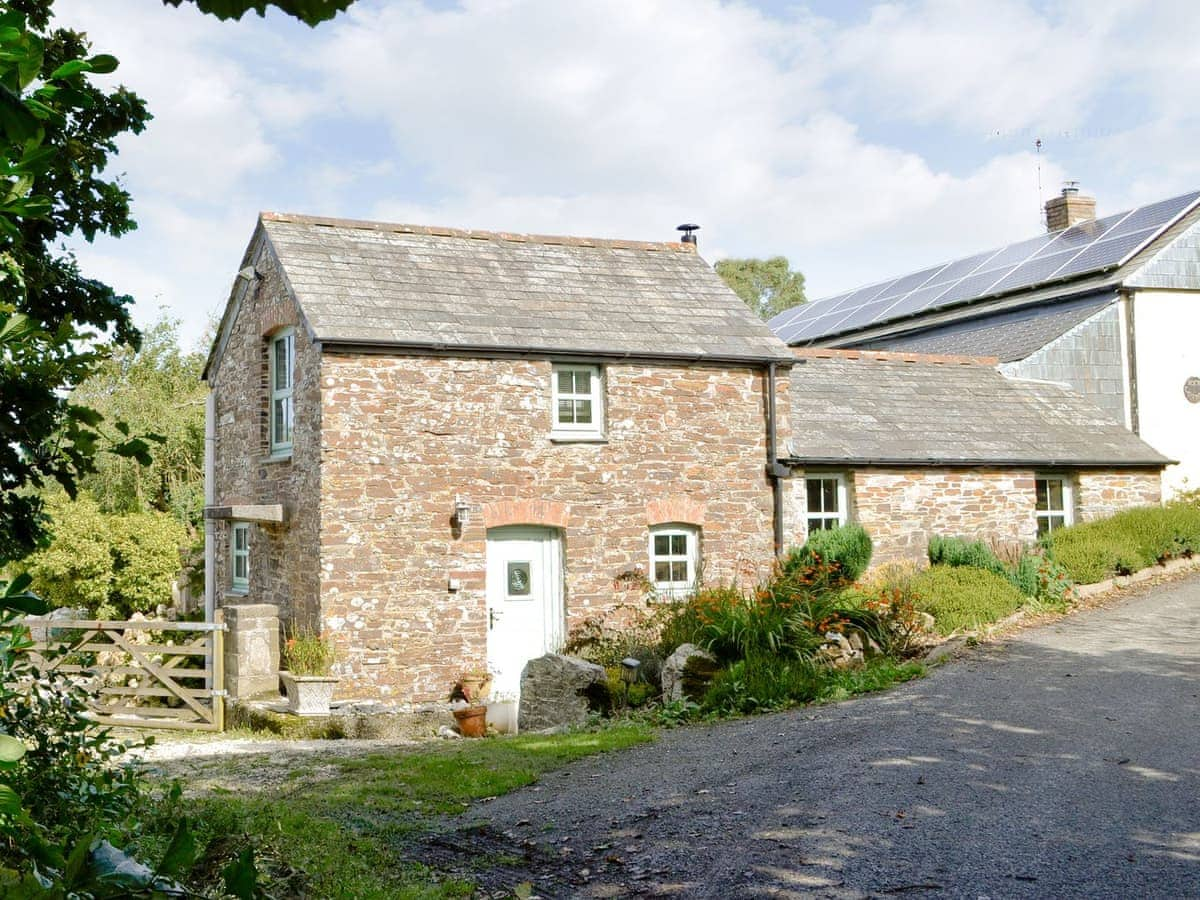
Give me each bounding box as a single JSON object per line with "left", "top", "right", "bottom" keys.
{"left": 550, "top": 432, "right": 607, "bottom": 444}
{"left": 224, "top": 589, "right": 249, "bottom": 600}
{"left": 261, "top": 452, "right": 293, "bottom": 464}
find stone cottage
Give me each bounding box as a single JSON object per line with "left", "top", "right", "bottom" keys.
{"left": 202, "top": 213, "right": 794, "bottom": 703}
{"left": 772, "top": 186, "right": 1200, "bottom": 496}
{"left": 783, "top": 349, "right": 1170, "bottom": 564}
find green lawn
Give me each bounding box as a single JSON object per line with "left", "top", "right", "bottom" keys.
{"left": 134, "top": 724, "right": 654, "bottom": 898}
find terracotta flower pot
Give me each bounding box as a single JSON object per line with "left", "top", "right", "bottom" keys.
{"left": 453, "top": 705, "right": 488, "bottom": 738}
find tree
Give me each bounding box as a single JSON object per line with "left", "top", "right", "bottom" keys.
{"left": 161, "top": 0, "right": 355, "bottom": 25}
{"left": 715, "top": 256, "right": 807, "bottom": 321}
{"left": 72, "top": 317, "right": 208, "bottom": 531}
{"left": 0, "top": 2, "right": 154, "bottom": 563}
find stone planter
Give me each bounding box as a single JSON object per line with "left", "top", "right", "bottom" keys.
{"left": 280, "top": 672, "right": 339, "bottom": 717}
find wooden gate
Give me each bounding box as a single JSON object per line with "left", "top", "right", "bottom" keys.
{"left": 26, "top": 613, "right": 227, "bottom": 732}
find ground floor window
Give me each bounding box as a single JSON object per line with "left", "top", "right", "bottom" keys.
{"left": 1035, "top": 475, "right": 1074, "bottom": 537}
{"left": 231, "top": 522, "right": 250, "bottom": 593}
{"left": 805, "top": 474, "right": 848, "bottom": 533}
{"left": 649, "top": 524, "right": 699, "bottom": 599}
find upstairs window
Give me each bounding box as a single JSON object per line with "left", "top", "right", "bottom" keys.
{"left": 1035, "top": 475, "right": 1073, "bottom": 537}
{"left": 551, "top": 363, "right": 604, "bottom": 439}
{"left": 231, "top": 522, "right": 250, "bottom": 593}
{"left": 649, "top": 524, "right": 699, "bottom": 599}
{"left": 805, "top": 474, "right": 848, "bottom": 533}
{"left": 269, "top": 328, "right": 295, "bottom": 455}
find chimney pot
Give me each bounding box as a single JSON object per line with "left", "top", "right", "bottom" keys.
{"left": 1045, "top": 182, "right": 1095, "bottom": 232}
{"left": 676, "top": 223, "right": 699, "bottom": 246}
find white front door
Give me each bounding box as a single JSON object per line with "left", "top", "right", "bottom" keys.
{"left": 486, "top": 526, "right": 564, "bottom": 700}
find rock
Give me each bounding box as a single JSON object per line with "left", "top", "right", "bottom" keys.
{"left": 519, "top": 654, "right": 610, "bottom": 731}
{"left": 865, "top": 637, "right": 883, "bottom": 656}
{"left": 661, "top": 643, "right": 719, "bottom": 702}
{"left": 923, "top": 635, "right": 969, "bottom": 665}
{"left": 848, "top": 632, "right": 864, "bottom": 652}
{"left": 918, "top": 612, "right": 937, "bottom": 632}
{"left": 437, "top": 725, "right": 463, "bottom": 740}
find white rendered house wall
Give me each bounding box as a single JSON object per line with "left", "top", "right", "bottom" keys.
{"left": 1131, "top": 289, "right": 1200, "bottom": 497}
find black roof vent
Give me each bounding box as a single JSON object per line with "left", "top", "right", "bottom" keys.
{"left": 676, "top": 223, "right": 699, "bottom": 245}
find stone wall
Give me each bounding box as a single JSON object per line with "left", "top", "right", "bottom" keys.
{"left": 787, "top": 468, "right": 1039, "bottom": 565}
{"left": 1076, "top": 470, "right": 1163, "bottom": 521}
{"left": 318, "top": 354, "right": 779, "bottom": 701}
{"left": 208, "top": 237, "right": 322, "bottom": 629}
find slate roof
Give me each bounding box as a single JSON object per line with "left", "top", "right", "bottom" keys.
{"left": 257, "top": 213, "right": 794, "bottom": 363}
{"left": 862, "top": 291, "right": 1115, "bottom": 362}
{"left": 785, "top": 350, "right": 1170, "bottom": 467}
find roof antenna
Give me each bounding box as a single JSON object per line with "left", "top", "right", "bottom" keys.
{"left": 676, "top": 223, "right": 699, "bottom": 246}
{"left": 1035, "top": 138, "right": 1044, "bottom": 228}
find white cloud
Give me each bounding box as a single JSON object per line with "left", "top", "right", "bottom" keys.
{"left": 40, "top": 0, "right": 1200, "bottom": 333}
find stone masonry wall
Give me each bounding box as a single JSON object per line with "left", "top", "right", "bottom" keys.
{"left": 787, "top": 468, "right": 1039, "bottom": 566}
{"left": 208, "top": 239, "right": 322, "bottom": 630}
{"left": 318, "top": 354, "right": 779, "bottom": 702}
{"left": 1076, "top": 471, "right": 1162, "bottom": 521}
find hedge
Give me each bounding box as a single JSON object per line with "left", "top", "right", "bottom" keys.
{"left": 1043, "top": 502, "right": 1200, "bottom": 585}
{"left": 910, "top": 566, "right": 1026, "bottom": 635}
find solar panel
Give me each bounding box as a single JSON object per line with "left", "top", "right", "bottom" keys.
{"left": 775, "top": 189, "right": 1200, "bottom": 344}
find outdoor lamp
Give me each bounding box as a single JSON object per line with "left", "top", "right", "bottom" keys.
{"left": 620, "top": 657, "right": 641, "bottom": 684}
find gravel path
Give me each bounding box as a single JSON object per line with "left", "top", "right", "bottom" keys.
{"left": 453, "top": 574, "right": 1200, "bottom": 898}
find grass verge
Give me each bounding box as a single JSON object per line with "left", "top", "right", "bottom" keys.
{"left": 132, "top": 724, "right": 653, "bottom": 898}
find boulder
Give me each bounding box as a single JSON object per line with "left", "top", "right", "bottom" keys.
{"left": 518, "top": 654, "right": 610, "bottom": 732}
{"left": 661, "top": 643, "right": 719, "bottom": 703}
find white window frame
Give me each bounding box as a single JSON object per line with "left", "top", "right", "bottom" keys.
{"left": 805, "top": 474, "right": 849, "bottom": 534}
{"left": 1035, "top": 474, "right": 1074, "bottom": 537}
{"left": 550, "top": 363, "right": 604, "bottom": 440}
{"left": 231, "top": 522, "right": 250, "bottom": 593}
{"left": 648, "top": 524, "right": 699, "bottom": 600}
{"left": 269, "top": 328, "right": 295, "bottom": 456}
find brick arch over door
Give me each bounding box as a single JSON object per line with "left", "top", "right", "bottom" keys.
{"left": 482, "top": 499, "right": 570, "bottom": 530}
{"left": 645, "top": 496, "right": 706, "bottom": 527}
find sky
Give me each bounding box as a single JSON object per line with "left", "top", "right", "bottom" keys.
{"left": 54, "top": 0, "right": 1200, "bottom": 351}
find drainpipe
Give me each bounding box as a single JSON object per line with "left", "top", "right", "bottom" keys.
{"left": 204, "top": 391, "right": 216, "bottom": 623}
{"left": 766, "top": 362, "right": 786, "bottom": 556}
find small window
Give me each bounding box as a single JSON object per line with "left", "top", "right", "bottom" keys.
{"left": 269, "top": 328, "right": 295, "bottom": 455}
{"left": 1035, "top": 475, "right": 1073, "bottom": 537}
{"left": 231, "top": 523, "right": 250, "bottom": 593}
{"left": 805, "top": 475, "right": 848, "bottom": 533}
{"left": 649, "top": 524, "right": 699, "bottom": 599}
{"left": 551, "top": 363, "right": 604, "bottom": 439}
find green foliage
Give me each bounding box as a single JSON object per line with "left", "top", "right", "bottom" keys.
{"left": 565, "top": 603, "right": 665, "bottom": 688}
{"left": 910, "top": 566, "right": 1025, "bottom": 635}
{"left": 789, "top": 524, "right": 874, "bottom": 584}
{"left": 714, "top": 256, "right": 807, "bottom": 320}
{"left": 819, "top": 658, "right": 925, "bottom": 702}
{"left": 72, "top": 317, "right": 208, "bottom": 531}
{"left": 702, "top": 652, "right": 823, "bottom": 714}
{"left": 161, "top": 0, "right": 356, "bottom": 25}
{"left": 21, "top": 493, "right": 187, "bottom": 617}
{"left": 0, "top": 592, "right": 144, "bottom": 884}
{"left": 1043, "top": 502, "right": 1200, "bottom": 584}
{"left": 0, "top": 2, "right": 153, "bottom": 562}
{"left": 283, "top": 628, "right": 335, "bottom": 676}
{"left": 927, "top": 535, "right": 1074, "bottom": 605}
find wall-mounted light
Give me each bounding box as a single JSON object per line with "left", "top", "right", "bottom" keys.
{"left": 620, "top": 657, "right": 641, "bottom": 685}
{"left": 236, "top": 265, "right": 261, "bottom": 282}
{"left": 453, "top": 496, "right": 470, "bottom": 529}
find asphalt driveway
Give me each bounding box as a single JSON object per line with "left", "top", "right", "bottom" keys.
{"left": 453, "top": 573, "right": 1200, "bottom": 898}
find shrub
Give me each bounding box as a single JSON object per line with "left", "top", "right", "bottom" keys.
{"left": 0, "top": 581, "right": 144, "bottom": 883}
{"left": 567, "top": 603, "right": 666, "bottom": 687}
{"left": 910, "top": 566, "right": 1026, "bottom": 634}
{"left": 928, "top": 535, "right": 1006, "bottom": 574}
{"left": 21, "top": 493, "right": 187, "bottom": 618}
{"left": 701, "top": 652, "right": 824, "bottom": 714}
{"left": 785, "top": 524, "right": 873, "bottom": 584}
{"left": 1044, "top": 502, "right": 1200, "bottom": 584}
